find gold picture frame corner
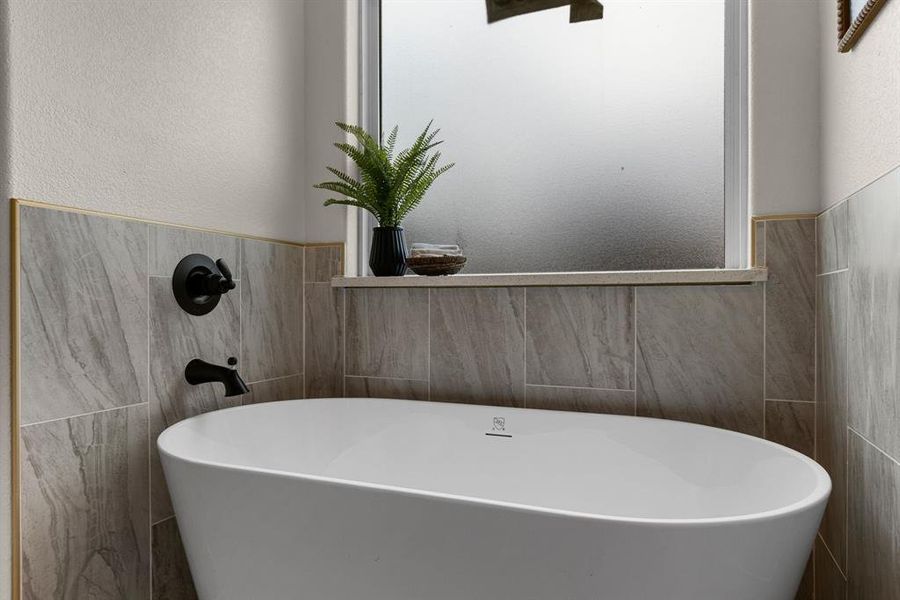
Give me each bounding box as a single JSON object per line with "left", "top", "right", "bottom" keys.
{"left": 837, "top": 0, "right": 889, "bottom": 53}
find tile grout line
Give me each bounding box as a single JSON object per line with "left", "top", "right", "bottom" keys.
{"left": 811, "top": 539, "right": 816, "bottom": 600}
{"left": 427, "top": 288, "right": 432, "bottom": 402}
{"left": 526, "top": 383, "right": 636, "bottom": 393}
{"left": 21, "top": 401, "right": 151, "bottom": 429}
{"left": 816, "top": 268, "right": 849, "bottom": 278}
{"left": 152, "top": 515, "right": 175, "bottom": 528}
{"left": 301, "top": 248, "right": 305, "bottom": 399}
{"left": 762, "top": 229, "right": 767, "bottom": 440}
{"left": 813, "top": 219, "right": 818, "bottom": 467}
{"left": 843, "top": 242, "right": 850, "bottom": 571}
{"left": 239, "top": 241, "right": 244, "bottom": 403}
{"left": 816, "top": 196, "right": 848, "bottom": 218}
{"left": 817, "top": 532, "right": 849, "bottom": 581}
{"left": 809, "top": 218, "right": 817, "bottom": 600}
{"left": 523, "top": 287, "right": 527, "bottom": 408}
{"left": 346, "top": 374, "right": 429, "bottom": 383}
{"left": 633, "top": 286, "right": 637, "bottom": 416}
{"left": 848, "top": 426, "right": 900, "bottom": 468}
{"left": 803, "top": 218, "right": 817, "bottom": 600}
{"left": 764, "top": 398, "right": 817, "bottom": 404}
{"left": 148, "top": 274, "right": 241, "bottom": 282}
{"left": 247, "top": 373, "right": 303, "bottom": 386}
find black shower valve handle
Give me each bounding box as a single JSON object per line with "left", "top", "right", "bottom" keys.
{"left": 172, "top": 253, "right": 236, "bottom": 316}
{"left": 189, "top": 259, "right": 233, "bottom": 296}
{"left": 216, "top": 258, "right": 234, "bottom": 285}
{"left": 209, "top": 258, "right": 236, "bottom": 293}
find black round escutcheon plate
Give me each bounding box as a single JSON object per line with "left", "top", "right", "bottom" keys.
{"left": 172, "top": 253, "right": 222, "bottom": 316}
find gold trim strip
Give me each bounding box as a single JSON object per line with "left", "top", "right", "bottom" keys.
{"left": 751, "top": 213, "right": 818, "bottom": 222}
{"left": 750, "top": 219, "right": 761, "bottom": 268}
{"left": 749, "top": 214, "right": 816, "bottom": 268}
{"left": 12, "top": 198, "right": 344, "bottom": 250}
{"left": 10, "top": 200, "right": 20, "bottom": 600}
{"left": 838, "top": 0, "right": 888, "bottom": 53}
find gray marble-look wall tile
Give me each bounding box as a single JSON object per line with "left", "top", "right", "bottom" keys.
{"left": 345, "top": 376, "right": 428, "bottom": 401}
{"left": 305, "top": 284, "right": 344, "bottom": 398}
{"left": 765, "top": 219, "right": 816, "bottom": 401}
{"left": 817, "top": 271, "right": 849, "bottom": 570}
{"left": 848, "top": 167, "right": 900, "bottom": 460}
{"left": 345, "top": 288, "right": 429, "bottom": 380}
{"left": 430, "top": 288, "right": 525, "bottom": 407}
{"left": 848, "top": 432, "right": 900, "bottom": 600}
{"left": 305, "top": 245, "right": 343, "bottom": 282}
{"left": 765, "top": 400, "right": 815, "bottom": 458}
{"left": 754, "top": 220, "right": 766, "bottom": 267}
{"left": 245, "top": 375, "right": 303, "bottom": 404}
{"left": 241, "top": 239, "right": 303, "bottom": 383}
{"left": 794, "top": 550, "right": 814, "bottom": 600}
{"left": 19, "top": 206, "right": 149, "bottom": 424}
{"left": 525, "top": 385, "right": 634, "bottom": 415}
{"left": 636, "top": 285, "right": 764, "bottom": 436}
{"left": 152, "top": 517, "right": 197, "bottom": 600}
{"left": 21, "top": 404, "right": 149, "bottom": 600}
{"left": 149, "top": 278, "right": 241, "bottom": 523}
{"left": 149, "top": 225, "right": 240, "bottom": 278}
{"left": 815, "top": 538, "right": 847, "bottom": 600}
{"left": 525, "top": 286, "right": 633, "bottom": 390}
{"left": 817, "top": 200, "right": 848, "bottom": 274}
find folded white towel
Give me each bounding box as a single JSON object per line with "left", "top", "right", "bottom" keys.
{"left": 410, "top": 243, "right": 462, "bottom": 257}
{"left": 411, "top": 243, "right": 460, "bottom": 251}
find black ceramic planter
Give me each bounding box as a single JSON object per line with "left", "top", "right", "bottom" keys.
{"left": 369, "top": 226, "right": 408, "bottom": 276}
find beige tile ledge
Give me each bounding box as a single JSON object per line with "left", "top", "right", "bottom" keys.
{"left": 332, "top": 268, "right": 768, "bottom": 288}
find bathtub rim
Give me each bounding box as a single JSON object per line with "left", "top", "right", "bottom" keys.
{"left": 157, "top": 397, "right": 831, "bottom": 527}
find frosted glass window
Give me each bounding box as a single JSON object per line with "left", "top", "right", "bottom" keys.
{"left": 382, "top": 0, "right": 725, "bottom": 272}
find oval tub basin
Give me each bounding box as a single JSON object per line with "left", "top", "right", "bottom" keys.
{"left": 158, "top": 397, "right": 829, "bottom": 600}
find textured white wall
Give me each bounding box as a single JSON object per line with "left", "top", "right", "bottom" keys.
{"left": 819, "top": 0, "right": 900, "bottom": 211}
{"left": 304, "top": 0, "right": 357, "bottom": 244}
{"left": 0, "top": 2, "right": 309, "bottom": 598}
{"left": 6, "top": 0, "right": 307, "bottom": 238}
{"left": 749, "top": 0, "right": 821, "bottom": 216}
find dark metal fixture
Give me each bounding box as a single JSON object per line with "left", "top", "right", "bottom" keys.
{"left": 485, "top": 0, "right": 603, "bottom": 24}
{"left": 184, "top": 357, "right": 249, "bottom": 397}
{"left": 172, "top": 253, "right": 236, "bottom": 316}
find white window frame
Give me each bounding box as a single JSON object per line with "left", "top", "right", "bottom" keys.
{"left": 356, "top": 0, "right": 748, "bottom": 275}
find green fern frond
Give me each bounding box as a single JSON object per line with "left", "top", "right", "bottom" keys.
{"left": 314, "top": 121, "right": 454, "bottom": 227}
{"left": 384, "top": 125, "right": 399, "bottom": 159}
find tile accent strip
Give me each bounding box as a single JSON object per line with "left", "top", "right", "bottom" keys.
{"left": 635, "top": 284, "right": 764, "bottom": 436}
{"left": 764, "top": 219, "right": 816, "bottom": 402}
{"left": 525, "top": 286, "right": 634, "bottom": 390}
{"left": 20, "top": 404, "right": 150, "bottom": 599}
{"left": 813, "top": 165, "right": 900, "bottom": 598}
{"left": 19, "top": 206, "right": 150, "bottom": 425}
{"left": 11, "top": 198, "right": 342, "bottom": 600}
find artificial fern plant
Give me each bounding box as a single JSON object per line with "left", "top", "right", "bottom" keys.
{"left": 314, "top": 121, "right": 454, "bottom": 228}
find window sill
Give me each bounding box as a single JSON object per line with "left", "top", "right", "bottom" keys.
{"left": 331, "top": 268, "right": 767, "bottom": 288}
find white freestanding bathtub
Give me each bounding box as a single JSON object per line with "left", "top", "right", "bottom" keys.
{"left": 158, "top": 398, "right": 829, "bottom": 600}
